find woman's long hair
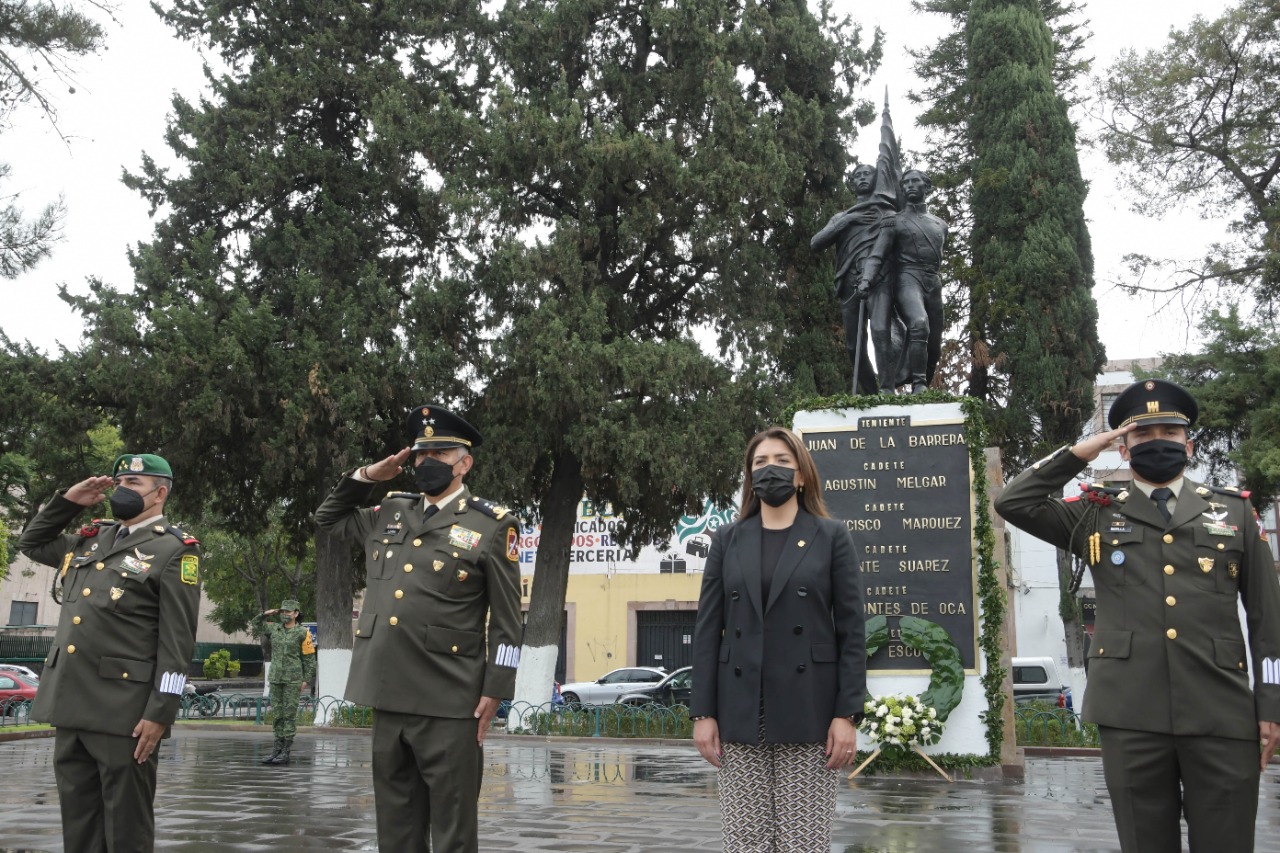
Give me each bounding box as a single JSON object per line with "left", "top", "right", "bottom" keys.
{"left": 737, "top": 426, "right": 830, "bottom": 520}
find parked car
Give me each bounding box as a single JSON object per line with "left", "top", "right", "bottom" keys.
{"left": 0, "top": 672, "right": 38, "bottom": 713}
{"left": 560, "top": 667, "right": 668, "bottom": 706}
{"left": 615, "top": 666, "right": 692, "bottom": 708}
{"left": 0, "top": 664, "right": 38, "bottom": 681}
{"left": 1012, "top": 656, "right": 1072, "bottom": 710}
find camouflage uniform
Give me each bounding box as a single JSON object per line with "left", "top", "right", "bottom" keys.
{"left": 254, "top": 599, "right": 316, "bottom": 765}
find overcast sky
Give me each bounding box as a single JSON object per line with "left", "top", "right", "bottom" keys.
{"left": 3, "top": 0, "right": 1225, "bottom": 361}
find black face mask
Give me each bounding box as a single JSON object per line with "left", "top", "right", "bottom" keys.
{"left": 1127, "top": 439, "right": 1188, "bottom": 484}
{"left": 414, "top": 456, "right": 457, "bottom": 496}
{"left": 109, "top": 485, "right": 160, "bottom": 521}
{"left": 752, "top": 464, "right": 798, "bottom": 508}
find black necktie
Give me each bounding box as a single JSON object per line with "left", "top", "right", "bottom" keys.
{"left": 424, "top": 504, "right": 439, "bottom": 522}
{"left": 115, "top": 526, "right": 130, "bottom": 544}
{"left": 1151, "top": 487, "right": 1173, "bottom": 524}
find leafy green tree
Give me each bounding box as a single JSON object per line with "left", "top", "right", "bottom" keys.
{"left": 456, "top": 0, "right": 881, "bottom": 710}
{"left": 199, "top": 513, "right": 316, "bottom": 661}
{"left": 63, "top": 0, "right": 481, "bottom": 663}
{"left": 0, "top": 335, "right": 121, "bottom": 526}
{"left": 966, "top": 0, "right": 1103, "bottom": 671}
{"left": 908, "top": 0, "right": 1090, "bottom": 397}
{"left": 1150, "top": 309, "right": 1280, "bottom": 508}
{"left": 1096, "top": 0, "right": 1280, "bottom": 307}
{"left": 0, "top": 0, "right": 110, "bottom": 277}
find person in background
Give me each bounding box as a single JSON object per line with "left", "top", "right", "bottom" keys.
{"left": 254, "top": 598, "right": 317, "bottom": 766}
{"left": 691, "top": 426, "right": 866, "bottom": 852}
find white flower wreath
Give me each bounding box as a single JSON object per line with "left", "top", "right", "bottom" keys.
{"left": 858, "top": 693, "right": 944, "bottom": 749}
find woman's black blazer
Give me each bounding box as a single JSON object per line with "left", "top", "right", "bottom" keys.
{"left": 690, "top": 509, "right": 865, "bottom": 744}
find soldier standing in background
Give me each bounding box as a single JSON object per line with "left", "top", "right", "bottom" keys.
{"left": 18, "top": 453, "right": 201, "bottom": 853}
{"left": 316, "top": 404, "right": 522, "bottom": 853}
{"left": 254, "top": 598, "right": 317, "bottom": 766}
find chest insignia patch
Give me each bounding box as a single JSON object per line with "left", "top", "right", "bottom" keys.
{"left": 90, "top": 542, "right": 99, "bottom": 551}
{"left": 1204, "top": 523, "right": 1235, "bottom": 537}
{"left": 448, "top": 526, "right": 482, "bottom": 551}
{"left": 1107, "top": 522, "right": 1132, "bottom": 534}
{"left": 372, "top": 549, "right": 380, "bottom": 561}
{"left": 134, "top": 548, "right": 155, "bottom": 561}
{"left": 395, "top": 512, "right": 401, "bottom": 521}
{"left": 110, "top": 587, "right": 124, "bottom": 601}
{"left": 1199, "top": 557, "right": 1214, "bottom": 573}
{"left": 1228, "top": 561, "right": 1239, "bottom": 578}
{"left": 433, "top": 559, "right": 445, "bottom": 572}
{"left": 1110, "top": 550, "right": 1125, "bottom": 566}
{"left": 120, "top": 555, "right": 148, "bottom": 574}
{"left": 383, "top": 523, "right": 402, "bottom": 535}
{"left": 456, "top": 568, "right": 469, "bottom": 582}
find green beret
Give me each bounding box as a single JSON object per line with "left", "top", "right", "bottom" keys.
{"left": 112, "top": 454, "right": 174, "bottom": 479}
{"left": 280, "top": 599, "right": 301, "bottom": 612}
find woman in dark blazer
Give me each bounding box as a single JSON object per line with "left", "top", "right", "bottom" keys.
{"left": 691, "top": 426, "right": 865, "bottom": 852}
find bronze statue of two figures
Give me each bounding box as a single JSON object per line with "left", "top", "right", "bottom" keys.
{"left": 811, "top": 100, "right": 948, "bottom": 395}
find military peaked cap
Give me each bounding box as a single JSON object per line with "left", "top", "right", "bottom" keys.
{"left": 406, "top": 404, "right": 483, "bottom": 451}
{"left": 1107, "top": 378, "right": 1199, "bottom": 430}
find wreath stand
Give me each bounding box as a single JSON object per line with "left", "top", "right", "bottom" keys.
{"left": 848, "top": 745, "right": 953, "bottom": 783}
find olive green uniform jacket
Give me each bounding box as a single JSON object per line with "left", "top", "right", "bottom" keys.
{"left": 253, "top": 615, "right": 318, "bottom": 685}
{"left": 315, "top": 477, "right": 523, "bottom": 716}
{"left": 995, "top": 447, "right": 1280, "bottom": 740}
{"left": 18, "top": 493, "right": 202, "bottom": 736}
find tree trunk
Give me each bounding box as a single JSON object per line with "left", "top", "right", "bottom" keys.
{"left": 508, "top": 450, "right": 583, "bottom": 731}
{"left": 312, "top": 524, "right": 354, "bottom": 713}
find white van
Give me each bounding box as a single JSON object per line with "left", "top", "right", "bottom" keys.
{"left": 1011, "top": 656, "right": 1071, "bottom": 708}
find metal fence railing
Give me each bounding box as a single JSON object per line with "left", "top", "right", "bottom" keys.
{"left": 3, "top": 693, "right": 1100, "bottom": 748}
{"left": 1014, "top": 704, "right": 1099, "bottom": 748}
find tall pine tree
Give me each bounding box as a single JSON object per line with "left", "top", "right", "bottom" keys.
{"left": 967, "top": 0, "right": 1103, "bottom": 671}
{"left": 966, "top": 0, "right": 1102, "bottom": 466}
{"left": 909, "top": 0, "right": 1090, "bottom": 398}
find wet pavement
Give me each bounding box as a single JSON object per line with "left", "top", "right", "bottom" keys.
{"left": 3, "top": 729, "right": 1280, "bottom": 851}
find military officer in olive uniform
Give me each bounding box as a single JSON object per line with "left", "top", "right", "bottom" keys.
{"left": 316, "top": 404, "right": 522, "bottom": 853}
{"left": 254, "top": 598, "right": 317, "bottom": 765}
{"left": 18, "top": 453, "right": 201, "bottom": 853}
{"left": 995, "top": 379, "right": 1280, "bottom": 853}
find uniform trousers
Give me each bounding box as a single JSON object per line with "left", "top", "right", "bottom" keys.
{"left": 270, "top": 680, "right": 302, "bottom": 738}
{"left": 371, "top": 709, "right": 483, "bottom": 853}
{"left": 1099, "top": 726, "right": 1260, "bottom": 853}
{"left": 719, "top": 738, "right": 837, "bottom": 853}
{"left": 53, "top": 727, "right": 160, "bottom": 853}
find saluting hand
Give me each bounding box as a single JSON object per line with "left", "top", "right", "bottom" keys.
{"left": 363, "top": 448, "right": 413, "bottom": 482}
{"left": 1070, "top": 423, "right": 1135, "bottom": 463}
{"left": 64, "top": 476, "right": 115, "bottom": 507}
